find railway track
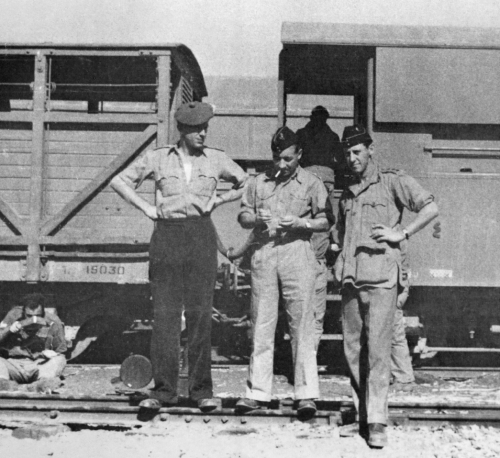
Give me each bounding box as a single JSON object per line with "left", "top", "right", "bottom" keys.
{"left": 1, "top": 393, "right": 500, "bottom": 429}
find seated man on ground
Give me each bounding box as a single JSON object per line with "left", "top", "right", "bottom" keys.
{"left": 0, "top": 293, "right": 67, "bottom": 390}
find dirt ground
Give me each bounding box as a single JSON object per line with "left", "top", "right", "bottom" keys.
{"left": 3, "top": 366, "right": 500, "bottom": 457}
{"left": 2, "top": 420, "right": 500, "bottom": 458}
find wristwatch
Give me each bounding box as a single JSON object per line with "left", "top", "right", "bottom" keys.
{"left": 304, "top": 220, "right": 312, "bottom": 230}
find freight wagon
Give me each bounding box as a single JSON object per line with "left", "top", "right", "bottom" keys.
{"left": 0, "top": 43, "right": 230, "bottom": 361}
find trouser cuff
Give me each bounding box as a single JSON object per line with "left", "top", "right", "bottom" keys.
{"left": 246, "top": 388, "right": 272, "bottom": 403}
{"left": 367, "top": 414, "right": 388, "bottom": 425}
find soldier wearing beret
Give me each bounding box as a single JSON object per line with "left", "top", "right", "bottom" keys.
{"left": 111, "top": 101, "right": 247, "bottom": 412}
{"left": 236, "top": 126, "right": 332, "bottom": 415}
{"left": 335, "top": 125, "right": 438, "bottom": 448}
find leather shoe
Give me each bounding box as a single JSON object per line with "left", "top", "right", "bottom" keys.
{"left": 297, "top": 399, "right": 317, "bottom": 416}
{"left": 339, "top": 422, "right": 368, "bottom": 439}
{"left": 139, "top": 398, "right": 162, "bottom": 410}
{"left": 367, "top": 423, "right": 387, "bottom": 448}
{"left": 198, "top": 398, "right": 218, "bottom": 412}
{"left": 235, "top": 397, "right": 266, "bottom": 413}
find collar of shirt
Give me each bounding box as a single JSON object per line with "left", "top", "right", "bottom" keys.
{"left": 168, "top": 144, "right": 208, "bottom": 158}
{"left": 347, "top": 160, "right": 379, "bottom": 197}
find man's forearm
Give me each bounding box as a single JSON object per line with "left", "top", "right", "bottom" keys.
{"left": 404, "top": 202, "right": 439, "bottom": 237}
{"left": 110, "top": 176, "right": 152, "bottom": 215}
{"left": 217, "top": 187, "right": 244, "bottom": 207}
{"left": 307, "top": 216, "right": 330, "bottom": 232}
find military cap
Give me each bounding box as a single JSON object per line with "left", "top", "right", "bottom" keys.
{"left": 271, "top": 126, "right": 298, "bottom": 153}
{"left": 341, "top": 124, "right": 372, "bottom": 149}
{"left": 175, "top": 101, "right": 214, "bottom": 126}
{"left": 311, "top": 105, "right": 329, "bottom": 118}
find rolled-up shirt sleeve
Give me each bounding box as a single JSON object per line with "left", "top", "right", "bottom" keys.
{"left": 309, "top": 178, "right": 329, "bottom": 221}
{"left": 118, "top": 150, "right": 156, "bottom": 189}
{"left": 239, "top": 175, "right": 257, "bottom": 218}
{"left": 391, "top": 173, "right": 434, "bottom": 213}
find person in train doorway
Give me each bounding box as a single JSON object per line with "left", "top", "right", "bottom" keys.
{"left": 236, "top": 126, "right": 332, "bottom": 416}
{"left": 110, "top": 101, "right": 247, "bottom": 412}
{"left": 0, "top": 293, "right": 67, "bottom": 391}
{"left": 390, "top": 247, "right": 415, "bottom": 388}
{"left": 303, "top": 165, "right": 337, "bottom": 351}
{"left": 296, "top": 105, "right": 342, "bottom": 170}
{"left": 335, "top": 125, "right": 438, "bottom": 448}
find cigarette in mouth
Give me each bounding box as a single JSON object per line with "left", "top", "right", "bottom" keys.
{"left": 274, "top": 170, "right": 281, "bottom": 179}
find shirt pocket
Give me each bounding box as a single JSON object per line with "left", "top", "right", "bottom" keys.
{"left": 191, "top": 173, "right": 217, "bottom": 197}
{"left": 256, "top": 187, "right": 274, "bottom": 211}
{"left": 362, "top": 199, "right": 389, "bottom": 224}
{"left": 354, "top": 242, "right": 393, "bottom": 285}
{"left": 158, "top": 174, "right": 183, "bottom": 197}
{"left": 288, "top": 191, "right": 309, "bottom": 217}
{"left": 361, "top": 199, "right": 389, "bottom": 241}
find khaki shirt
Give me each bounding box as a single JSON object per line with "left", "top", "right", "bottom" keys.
{"left": 334, "top": 161, "right": 433, "bottom": 289}
{"left": 119, "top": 145, "right": 247, "bottom": 219}
{"left": 0, "top": 307, "right": 67, "bottom": 359}
{"left": 240, "top": 166, "right": 330, "bottom": 242}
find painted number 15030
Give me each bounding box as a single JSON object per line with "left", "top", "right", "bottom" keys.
{"left": 86, "top": 265, "right": 125, "bottom": 275}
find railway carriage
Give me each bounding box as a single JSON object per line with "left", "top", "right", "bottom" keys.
{"left": 277, "top": 23, "right": 500, "bottom": 363}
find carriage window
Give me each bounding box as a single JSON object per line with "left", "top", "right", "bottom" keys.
{"left": 376, "top": 47, "right": 500, "bottom": 124}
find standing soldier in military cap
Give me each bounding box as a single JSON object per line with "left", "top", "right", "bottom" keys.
{"left": 335, "top": 125, "right": 438, "bottom": 448}
{"left": 236, "top": 126, "right": 332, "bottom": 415}
{"left": 111, "top": 101, "right": 247, "bottom": 412}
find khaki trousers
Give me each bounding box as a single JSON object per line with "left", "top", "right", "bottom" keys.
{"left": 247, "top": 238, "right": 319, "bottom": 402}
{"left": 0, "top": 355, "right": 66, "bottom": 383}
{"left": 342, "top": 284, "right": 397, "bottom": 424}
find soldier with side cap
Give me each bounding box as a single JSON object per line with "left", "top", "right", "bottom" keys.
{"left": 111, "top": 101, "right": 247, "bottom": 412}
{"left": 335, "top": 125, "right": 438, "bottom": 448}
{"left": 236, "top": 126, "right": 332, "bottom": 415}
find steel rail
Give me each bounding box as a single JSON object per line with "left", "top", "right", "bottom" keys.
{"left": 1, "top": 394, "right": 500, "bottom": 429}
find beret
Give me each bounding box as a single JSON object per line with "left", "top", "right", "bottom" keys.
{"left": 341, "top": 124, "right": 372, "bottom": 149}
{"left": 175, "top": 101, "right": 214, "bottom": 126}
{"left": 271, "top": 126, "right": 298, "bottom": 153}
